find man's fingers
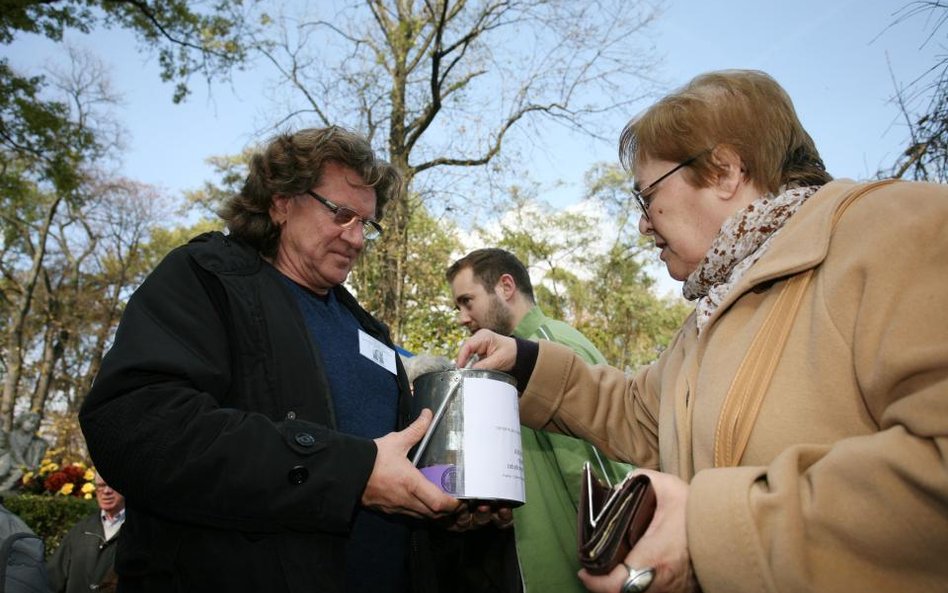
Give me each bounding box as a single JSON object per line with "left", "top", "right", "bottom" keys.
{"left": 492, "top": 506, "right": 514, "bottom": 529}
{"left": 412, "top": 464, "right": 463, "bottom": 517}
{"left": 401, "top": 408, "right": 432, "bottom": 447}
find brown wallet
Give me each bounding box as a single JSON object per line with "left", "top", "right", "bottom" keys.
{"left": 577, "top": 462, "right": 657, "bottom": 575}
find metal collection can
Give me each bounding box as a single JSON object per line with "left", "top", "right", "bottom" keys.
{"left": 410, "top": 368, "right": 525, "bottom": 506}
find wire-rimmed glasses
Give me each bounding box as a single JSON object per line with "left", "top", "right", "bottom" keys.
{"left": 631, "top": 152, "right": 705, "bottom": 221}
{"left": 306, "top": 190, "right": 383, "bottom": 240}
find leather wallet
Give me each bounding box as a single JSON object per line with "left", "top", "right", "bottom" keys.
{"left": 577, "top": 462, "right": 657, "bottom": 575}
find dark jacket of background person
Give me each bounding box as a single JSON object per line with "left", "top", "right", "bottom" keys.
{"left": 79, "top": 231, "right": 434, "bottom": 592}
{"left": 47, "top": 512, "right": 119, "bottom": 593}
{"left": 0, "top": 502, "right": 48, "bottom": 593}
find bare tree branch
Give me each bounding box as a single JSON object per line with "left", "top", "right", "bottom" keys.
{"left": 878, "top": 1, "right": 947, "bottom": 181}
{"left": 249, "top": 0, "right": 663, "bottom": 333}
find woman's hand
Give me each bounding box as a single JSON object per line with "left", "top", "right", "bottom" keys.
{"left": 579, "top": 469, "right": 699, "bottom": 593}
{"left": 456, "top": 329, "right": 517, "bottom": 372}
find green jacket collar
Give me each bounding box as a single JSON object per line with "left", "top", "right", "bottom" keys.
{"left": 513, "top": 305, "right": 547, "bottom": 340}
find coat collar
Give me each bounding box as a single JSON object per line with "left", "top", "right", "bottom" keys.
{"left": 700, "top": 179, "right": 864, "bottom": 330}
{"left": 188, "top": 231, "right": 262, "bottom": 275}
{"left": 513, "top": 305, "right": 548, "bottom": 339}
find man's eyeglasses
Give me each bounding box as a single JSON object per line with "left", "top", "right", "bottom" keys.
{"left": 305, "top": 190, "right": 383, "bottom": 240}
{"left": 631, "top": 153, "right": 704, "bottom": 221}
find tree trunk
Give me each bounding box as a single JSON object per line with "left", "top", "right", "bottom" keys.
{"left": 31, "top": 323, "right": 65, "bottom": 415}
{"left": 1, "top": 195, "right": 62, "bottom": 431}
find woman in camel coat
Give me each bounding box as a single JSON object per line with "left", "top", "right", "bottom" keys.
{"left": 458, "top": 70, "right": 948, "bottom": 593}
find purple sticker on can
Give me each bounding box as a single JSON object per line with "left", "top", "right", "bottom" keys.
{"left": 421, "top": 464, "right": 458, "bottom": 494}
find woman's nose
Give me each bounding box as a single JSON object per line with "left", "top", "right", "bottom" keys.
{"left": 638, "top": 213, "right": 653, "bottom": 235}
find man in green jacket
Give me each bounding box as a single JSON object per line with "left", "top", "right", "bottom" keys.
{"left": 445, "top": 248, "right": 632, "bottom": 593}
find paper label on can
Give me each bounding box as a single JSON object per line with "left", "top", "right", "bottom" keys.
{"left": 461, "top": 377, "right": 525, "bottom": 503}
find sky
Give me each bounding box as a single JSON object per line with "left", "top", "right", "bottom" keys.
{"left": 4, "top": 0, "right": 940, "bottom": 197}
{"left": 2, "top": 0, "right": 942, "bottom": 297}
{"left": 531, "top": 0, "right": 941, "bottom": 204}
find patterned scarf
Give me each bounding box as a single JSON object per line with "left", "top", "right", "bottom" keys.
{"left": 683, "top": 185, "right": 820, "bottom": 333}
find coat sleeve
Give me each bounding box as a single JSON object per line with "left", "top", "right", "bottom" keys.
{"left": 517, "top": 339, "right": 666, "bottom": 470}
{"left": 79, "top": 246, "right": 376, "bottom": 535}
{"left": 688, "top": 182, "right": 948, "bottom": 593}
{"left": 45, "top": 520, "right": 78, "bottom": 593}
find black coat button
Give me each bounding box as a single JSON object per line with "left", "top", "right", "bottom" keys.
{"left": 287, "top": 466, "right": 309, "bottom": 485}
{"left": 294, "top": 432, "right": 316, "bottom": 447}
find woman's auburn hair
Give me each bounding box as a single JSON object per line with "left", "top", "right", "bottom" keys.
{"left": 219, "top": 126, "right": 403, "bottom": 257}
{"left": 619, "top": 69, "right": 832, "bottom": 194}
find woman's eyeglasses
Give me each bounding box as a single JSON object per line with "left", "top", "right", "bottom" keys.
{"left": 306, "top": 190, "right": 383, "bottom": 240}
{"left": 631, "top": 153, "right": 704, "bottom": 221}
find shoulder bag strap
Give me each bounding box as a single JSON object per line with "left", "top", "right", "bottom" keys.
{"left": 713, "top": 179, "right": 898, "bottom": 467}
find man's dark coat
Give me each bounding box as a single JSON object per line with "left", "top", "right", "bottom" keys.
{"left": 80, "top": 232, "right": 432, "bottom": 592}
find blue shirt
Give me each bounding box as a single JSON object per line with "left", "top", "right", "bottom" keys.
{"left": 282, "top": 277, "right": 410, "bottom": 593}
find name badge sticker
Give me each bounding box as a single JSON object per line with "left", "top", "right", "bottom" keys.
{"left": 358, "top": 329, "right": 397, "bottom": 375}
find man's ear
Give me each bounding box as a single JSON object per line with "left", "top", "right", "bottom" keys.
{"left": 269, "top": 194, "right": 290, "bottom": 225}
{"left": 711, "top": 146, "right": 744, "bottom": 198}
{"left": 495, "top": 273, "right": 518, "bottom": 301}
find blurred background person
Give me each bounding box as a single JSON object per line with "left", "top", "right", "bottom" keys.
{"left": 0, "top": 498, "right": 35, "bottom": 541}
{"left": 0, "top": 496, "right": 49, "bottom": 592}
{"left": 444, "top": 248, "right": 632, "bottom": 593}
{"left": 48, "top": 471, "right": 125, "bottom": 593}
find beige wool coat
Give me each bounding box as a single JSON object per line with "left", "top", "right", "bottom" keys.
{"left": 518, "top": 180, "right": 948, "bottom": 593}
